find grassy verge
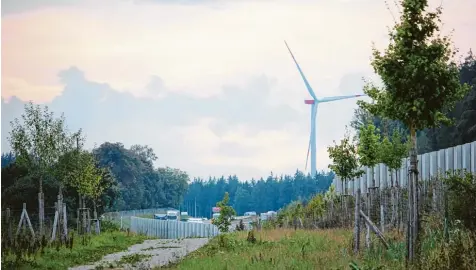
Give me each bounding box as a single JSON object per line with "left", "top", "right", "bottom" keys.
{"left": 164, "top": 228, "right": 406, "bottom": 270}
{"left": 167, "top": 224, "right": 476, "bottom": 270}
{"left": 2, "top": 231, "right": 149, "bottom": 270}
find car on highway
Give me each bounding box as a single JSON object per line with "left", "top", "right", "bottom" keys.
{"left": 187, "top": 218, "right": 204, "bottom": 223}
{"left": 244, "top": 211, "right": 257, "bottom": 217}
{"left": 154, "top": 214, "right": 167, "bottom": 220}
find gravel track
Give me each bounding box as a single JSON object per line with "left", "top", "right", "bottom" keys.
{"left": 69, "top": 238, "right": 209, "bottom": 270}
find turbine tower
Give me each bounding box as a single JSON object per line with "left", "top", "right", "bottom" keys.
{"left": 284, "top": 41, "right": 366, "bottom": 177}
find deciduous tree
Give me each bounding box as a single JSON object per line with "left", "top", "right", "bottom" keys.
{"left": 357, "top": 0, "right": 471, "bottom": 262}
{"left": 213, "top": 192, "right": 236, "bottom": 233}
{"left": 327, "top": 128, "right": 364, "bottom": 195}
{"left": 8, "top": 102, "right": 80, "bottom": 236}
{"left": 357, "top": 124, "right": 382, "bottom": 188}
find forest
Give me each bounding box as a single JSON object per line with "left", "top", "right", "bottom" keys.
{"left": 180, "top": 171, "right": 334, "bottom": 218}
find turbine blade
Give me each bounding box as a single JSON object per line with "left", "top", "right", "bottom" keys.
{"left": 305, "top": 135, "right": 311, "bottom": 171}
{"left": 319, "top": 94, "right": 367, "bottom": 103}
{"left": 284, "top": 41, "right": 318, "bottom": 101}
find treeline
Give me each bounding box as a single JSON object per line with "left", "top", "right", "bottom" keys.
{"left": 92, "top": 143, "right": 188, "bottom": 211}
{"left": 1, "top": 103, "right": 189, "bottom": 220}
{"left": 180, "top": 171, "right": 334, "bottom": 218}
{"left": 350, "top": 51, "right": 476, "bottom": 154}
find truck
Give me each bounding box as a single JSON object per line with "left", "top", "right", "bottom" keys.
{"left": 260, "top": 211, "right": 277, "bottom": 221}
{"left": 166, "top": 210, "right": 180, "bottom": 220}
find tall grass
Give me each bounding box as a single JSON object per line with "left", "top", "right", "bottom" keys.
{"left": 165, "top": 220, "right": 475, "bottom": 270}
{"left": 165, "top": 228, "right": 387, "bottom": 270}
{"left": 1, "top": 231, "right": 148, "bottom": 270}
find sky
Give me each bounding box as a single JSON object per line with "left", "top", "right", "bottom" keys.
{"left": 1, "top": 0, "right": 475, "bottom": 180}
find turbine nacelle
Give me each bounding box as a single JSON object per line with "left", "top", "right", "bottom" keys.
{"left": 304, "top": 99, "right": 316, "bottom": 105}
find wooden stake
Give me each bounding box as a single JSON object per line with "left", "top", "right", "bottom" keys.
{"left": 353, "top": 189, "right": 361, "bottom": 254}
{"left": 24, "top": 205, "right": 35, "bottom": 238}
{"left": 57, "top": 195, "right": 62, "bottom": 238}
{"left": 6, "top": 208, "right": 12, "bottom": 241}
{"left": 82, "top": 196, "right": 87, "bottom": 234}
{"left": 365, "top": 192, "right": 371, "bottom": 248}
{"left": 77, "top": 195, "right": 81, "bottom": 235}
{"left": 360, "top": 209, "right": 389, "bottom": 249}
{"left": 16, "top": 208, "right": 25, "bottom": 236}
{"left": 39, "top": 192, "right": 45, "bottom": 236}
{"left": 63, "top": 203, "right": 68, "bottom": 239}
{"left": 87, "top": 209, "right": 91, "bottom": 234}
{"left": 17, "top": 203, "right": 35, "bottom": 238}
{"left": 51, "top": 206, "right": 59, "bottom": 242}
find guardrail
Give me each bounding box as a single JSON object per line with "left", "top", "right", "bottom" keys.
{"left": 102, "top": 208, "right": 175, "bottom": 229}
{"left": 130, "top": 217, "right": 220, "bottom": 239}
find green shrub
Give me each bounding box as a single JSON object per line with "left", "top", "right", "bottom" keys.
{"left": 445, "top": 171, "right": 476, "bottom": 231}
{"left": 101, "top": 220, "right": 121, "bottom": 232}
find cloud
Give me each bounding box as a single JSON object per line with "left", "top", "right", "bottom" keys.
{"left": 1, "top": 64, "right": 368, "bottom": 179}
{"left": 217, "top": 142, "right": 257, "bottom": 158}
{"left": 1, "top": 0, "right": 80, "bottom": 16}
{"left": 1, "top": 67, "right": 311, "bottom": 179}
{"left": 2, "top": 0, "right": 475, "bottom": 179}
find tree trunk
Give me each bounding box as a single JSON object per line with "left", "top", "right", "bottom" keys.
{"left": 391, "top": 171, "right": 396, "bottom": 228}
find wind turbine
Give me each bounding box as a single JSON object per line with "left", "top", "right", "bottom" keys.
{"left": 284, "top": 40, "right": 366, "bottom": 177}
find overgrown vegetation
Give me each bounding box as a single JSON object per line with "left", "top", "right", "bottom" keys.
{"left": 1, "top": 231, "right": 148, "bottom": 270}
{"left": 166, "top": 229, "right": 357, "bottom": 270}
{"left": 212, "top": 192, "right": 236, "bottom": 233}
{"left": 168, "top": 171, "right": 476, "bottom": 270}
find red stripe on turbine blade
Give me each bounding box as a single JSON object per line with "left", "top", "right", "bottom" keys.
{"left": 304, "top": 100, "right": 315, "bottom": 104}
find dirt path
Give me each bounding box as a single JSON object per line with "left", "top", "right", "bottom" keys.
{"left": 69, "top": 238, "right": 209, "bottom": 270}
